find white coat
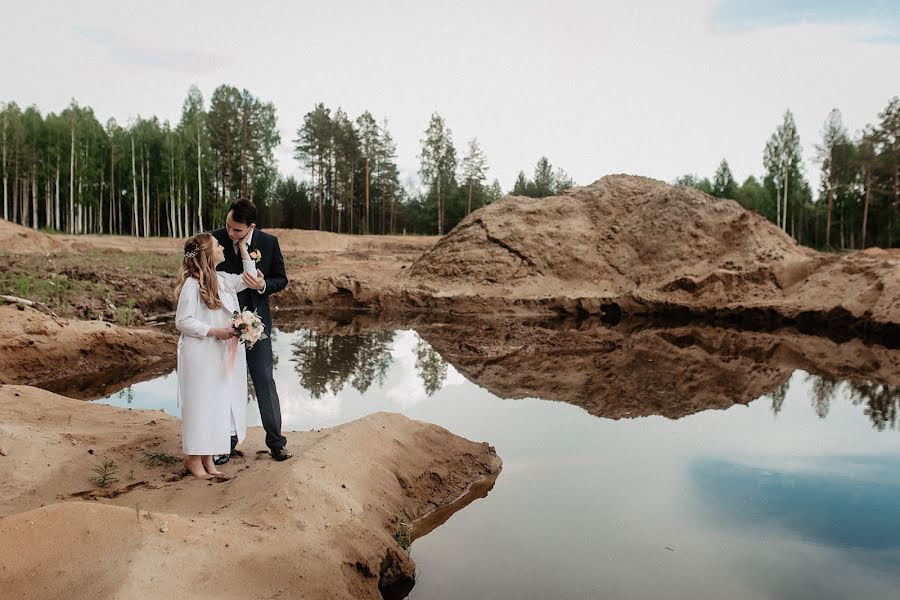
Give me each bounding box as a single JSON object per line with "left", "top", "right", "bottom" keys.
{"left": 175, "top": 259, "right": 256, "bottom": 455}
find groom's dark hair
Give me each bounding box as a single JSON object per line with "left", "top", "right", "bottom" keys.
{"left": 229, "top": 198, "right": 257, "bottom": 225}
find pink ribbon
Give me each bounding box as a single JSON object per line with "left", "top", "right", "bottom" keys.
{"left": 226, "top": 336, "right": 238, "bottom": 373}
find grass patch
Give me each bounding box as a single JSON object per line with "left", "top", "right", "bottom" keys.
{"left": 0, "top": 250, "right": 177, "bottom": 320}
{"left": 284, "top": 255, "right": 322, "bottom": 267}
{"left": 116, "top": 298, "right": 139, "bottom": 326}
{"left": 141, "top": 449, "right": 179, "bottom": 467}
{"left": 394, "top": 522, "right": 412, "bottom": 552}
{"left": 0, "top": 270, "right": 104, "bottom": 306}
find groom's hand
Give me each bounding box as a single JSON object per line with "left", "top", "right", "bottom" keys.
{"left": 242, "top": 269, "right": 265, "bottom": 291}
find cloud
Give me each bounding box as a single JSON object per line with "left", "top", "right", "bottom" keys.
{"left": 711, "top": 0, "right": 900, "bottom": 43}
{"left": 76, "top": 27, "right": 231, "bottom": 74}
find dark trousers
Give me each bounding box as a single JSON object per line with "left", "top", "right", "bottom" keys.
{"left": 246, "top": 335, "right": 287, "bottom": 450}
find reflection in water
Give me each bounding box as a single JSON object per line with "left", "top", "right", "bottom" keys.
{"left": 291, "top": 330, "right": 395, "bottom": 398}
{"left": 768, "top": 374, "right": 900, "bottom": 432}
{"left": 115, "top": 386, "right": 135, "bottom": 405}
{"left": 768, "top": 379, "right": 790, "bottom": 416}
{"left": 288, "top": 327, "right": 449, "bottom": 400}
{"left": 414, "top": 339, "right": 448, "bottom": 396}
{"left": 808, "top": 374, "right": 839, "bottom": 418}
{"left": 692, "top": 455, "right": 900, "bottom": 552}
{"left": 405, "top": 317, "right": 900, "bottom": 432}
{"left": 850, "top": 382, "right": 900, "bottom": 432}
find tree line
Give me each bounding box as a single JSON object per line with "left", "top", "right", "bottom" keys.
{"left": 12, "top": 86, "right": 894, "bottom": 250}
{"left": 286, "top": 107, "right": 506, "bottom": 236}
{"left": 3, "top": 88, "right": 570, "bottom": 237}
{"left": 677, "top": 97, "right": 900, "bottom": 249}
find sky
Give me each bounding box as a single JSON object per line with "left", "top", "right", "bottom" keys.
{"left": 2, "top": 0, "right": 899, "bottom": 195}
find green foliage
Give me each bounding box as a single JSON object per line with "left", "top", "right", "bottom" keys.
{"left": 512, "top": 157, "right": 575, "bottom": 198}
{"left": 713, "top": 159, "right": 738, "bottom": 199}
{"left": 0, "top": 268, "right": 106, "bottom": 312}
{"left": 419, "top": 113, "right": 458, "bottom": 235}
{"left": 4, "top": 91, "right": 898, "bottom": 247}
{"left": 290, "top": 104, "right": 401, "bottom": 234}
{"left": 735, "top": 176, "right": 768, "bottom": 214}
{"left": 673, "top": 96, "right": 900, "bottom": 250}
{"left": 91, "top": 460, "right": 119, "bottom": 488}
{"left": 116, "top": 298, "right": 138, "bottom": 327}
{"left": 1, "top": 84, "right": 279, "bottom": 237}
{"left": 141, "top": 449, "right": 179, "bottom": 467}
{"left": 394, "top": 521, "right": 412, "bottom": 552}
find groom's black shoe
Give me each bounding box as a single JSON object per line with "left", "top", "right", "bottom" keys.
{"left": 271, "top": 447, "right": 293, "bottom": 462}
{"left": 213, "top": 449, "right": 245, "bottom": 465}
{"left": 214, "top": 436, "right": 240, "bottom": 465}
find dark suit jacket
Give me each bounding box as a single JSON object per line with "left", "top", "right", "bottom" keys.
{"left": 211, "top": 228, "right": 288, "bottom": 331}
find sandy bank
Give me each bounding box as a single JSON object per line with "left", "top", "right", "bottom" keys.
{"left": 0, "top": 385, "right": 501, "bottom": 599}
{"left": 0, "top": 305, "right": 174, "bottom": 389}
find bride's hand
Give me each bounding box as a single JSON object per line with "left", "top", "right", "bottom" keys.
{"left": 238, "top": 225, "right": 255, "bottom": 257}
{"left": 208, "top": 327, "right": 234, "bottom": 341}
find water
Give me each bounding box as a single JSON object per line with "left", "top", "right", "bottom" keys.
{"left": 89, "top": 316, "right": 900, "bottom": 600}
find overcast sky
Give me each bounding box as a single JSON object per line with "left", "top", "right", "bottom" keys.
{"left": 3, "top": 0, "right": 899, "bottom": 194}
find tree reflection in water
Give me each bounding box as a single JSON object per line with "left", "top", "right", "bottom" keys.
{"left": 849, "top": 381, "right": 900, "bottom": 432}
{"left": 415, "top": 339, "right": 448, "bottom": 396}
{"left": 291, "top": 330, "right": 395, "bottom": 398}
{"left": 769, "top": 374, "right": 900, "bottom": 432}
{"left": 768, "top": 380, "right": 790, "bottom": 416}
{"left": 808, "top": 374, "right": 839, "bottom": 419}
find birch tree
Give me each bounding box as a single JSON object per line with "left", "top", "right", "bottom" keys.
{"left": 460, "top": 138, "right": 488, "bottom": 215}
{"left": 419, "top": 113, "right": 457, "bottom": 235}
{"left": 356, "top": 111, "right": 378, "bottom": 234}
{"left": 816, "top": 109, "right": 850, "bottom": 248}
{"left": 764, "top": 110, "right": 803, "bottom": 234}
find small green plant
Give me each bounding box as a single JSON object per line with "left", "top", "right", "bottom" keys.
{"left": 128, "top": 468, "right": 135, "bottom": 480}
{"left": 142, "top": 449, "right": 179, "bottom": 467}
{"left": 116, "top": 298, "right": 138, "bottom": 326}
{"left": 91, "top": 460, "right": 119, "bottom": 488}
{"left": 394, "top": 522, "right": 412, "bottom": 552}
{"left": 134, "top": 502, "right": 142, "bottom": 521}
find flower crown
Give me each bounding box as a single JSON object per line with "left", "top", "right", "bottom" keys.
{"left": 184, "top": 246, "right": 199, "bottom": 259}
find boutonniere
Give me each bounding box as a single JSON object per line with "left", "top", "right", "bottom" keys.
{"left": 249, "top": 249, "right": 262, "bottom": 263}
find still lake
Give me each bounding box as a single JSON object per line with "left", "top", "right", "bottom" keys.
{"left": 90, "top": 316, "right": 900, "bottom": 600}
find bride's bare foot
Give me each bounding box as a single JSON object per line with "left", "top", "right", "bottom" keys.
{"left": 201, "top": 456, "right": 224, "bottom": 476}
{"left": 184, "top": 457, "right": 212, "bottom": 480}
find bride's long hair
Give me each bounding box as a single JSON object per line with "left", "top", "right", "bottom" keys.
{"left": 175, "top": 233, "right": 223, "bottom": 310}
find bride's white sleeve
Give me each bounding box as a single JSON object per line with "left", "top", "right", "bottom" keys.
{"left": 220, "top": 258, "right": 258, "bottom": 294}
{"left": 175, "top": 278, "right": 211, "bottom": 338}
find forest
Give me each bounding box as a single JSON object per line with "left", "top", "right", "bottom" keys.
{"left": 1, "top": 86, "right": 897, "bottom": 249}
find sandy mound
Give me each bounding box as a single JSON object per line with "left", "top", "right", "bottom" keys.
{"left": 404, "top": 174, "right": 803, "bottom": 294}
{"left": 0, "top": 305, "right": 175, "bottom": 387}
{"left": 0, "top": 220, "right": 65, "bottom": 253}
{"left": 0, "top": 385, "right": 501, "bottom": 599}
{"left": 389, "top": 174, "right": 899, "bottom": 334}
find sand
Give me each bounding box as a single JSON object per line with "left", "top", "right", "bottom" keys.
{"left": 0, "top": 385, "right": 501, "bottom": 599}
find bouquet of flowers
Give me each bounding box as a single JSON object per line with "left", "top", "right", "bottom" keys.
{"left": 229, "top": 309, "right": 268, "bottom": 349}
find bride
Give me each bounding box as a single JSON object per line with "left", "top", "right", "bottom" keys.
{"left": 175, "top": 230, "right": 257, "bottom": 479}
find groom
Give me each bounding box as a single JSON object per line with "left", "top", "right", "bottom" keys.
{"left": 211, "top": 198, "right": 292, "bottom": 462}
